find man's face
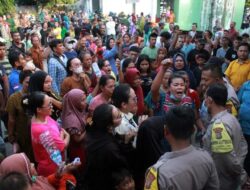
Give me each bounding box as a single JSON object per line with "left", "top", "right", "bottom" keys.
{"left": 129, "top": 51, "right": 138, "bottom": 62}
{"left": 192, "top": 24, "right": 197, "bottom": 31}
{"left": 233, "top": 40, "right": 240, "bottom": 49}
{"left": 237, "top": 45, "right": 249, "bottom": 61}
{"left": 0, "top": 45, "right": 6, "bottom": 60}
{"left": 230, "top": 22, "right": 235, "bottom": 29}
{"left": 54, "top": 43, "right": 64, "bottom": 55}
{"left": 149, "top": 37, "right": 156, "bottom": 47}
{"left": 12, "top": 33, "right": 21, "bottom": 43}
{"left": 200, "top": 70, "right": 217, "bottom": 92}
{"left": 176, "top": 38, "right": 184, "bottom": 49}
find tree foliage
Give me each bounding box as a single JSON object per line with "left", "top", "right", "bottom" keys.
{"left": 0, "top": 0, "right": 15, "bottom": 15}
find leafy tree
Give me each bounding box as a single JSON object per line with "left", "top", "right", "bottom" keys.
{"left": 0, "top": 0, "right": 15, "bottom": 15}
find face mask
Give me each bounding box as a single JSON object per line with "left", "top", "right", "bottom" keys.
{"left": 74, "top": 66, "right": 83, "bottom": 74}
{"left": 170, "top": 93, "right": 185, "bottom": 102}
{"left": 66, "top": 44, "right": 73, "bottom": 50}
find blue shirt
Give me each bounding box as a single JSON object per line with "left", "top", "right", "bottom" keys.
{"left": 48, "top": 54, "right": 67, "bottom": 95}
{"left": 8, "top": 69, "right": 22, "bottom": 95}
{"left": 238, "top": 80, "right": 250, "bottom": 135}
{"left": 103, "top": 46, "right": 119, "bottom": 75}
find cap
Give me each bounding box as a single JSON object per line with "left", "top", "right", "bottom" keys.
{"left": 64, "top": 37, "right": 77, "bottom": 44}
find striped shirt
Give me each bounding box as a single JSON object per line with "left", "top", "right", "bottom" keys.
{"left": 0, "top": 57, "right": 12, "bottom": 76}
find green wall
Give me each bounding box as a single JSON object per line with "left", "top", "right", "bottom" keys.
{"left": 174, "top": 0, "right": 203, "bottom": 30}
{"left": 232, "top": 0, "right": 245, "bottom": 30}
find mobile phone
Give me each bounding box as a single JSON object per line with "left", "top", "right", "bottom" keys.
{"left": 92, "top": 62, "right": 102, "bottom": 77}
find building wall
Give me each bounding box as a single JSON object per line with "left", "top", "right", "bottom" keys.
{"left": 174, "top": 0, "right": 203, "bottom": 30}
{"left": 173, "top": 0, "right": 245, "bottom": 31}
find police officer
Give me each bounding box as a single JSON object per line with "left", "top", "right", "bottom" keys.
{"left": 203, "top": 83, "right": 248, "bottom": 190}
{"left": 145, "top": 106, "right": 219, "bottom": 190}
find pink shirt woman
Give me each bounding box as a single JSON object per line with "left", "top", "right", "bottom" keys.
{"left": 32, "top": 116, "right": 65, "bottom": 177}
{"left": 22, "top": 91, "right": 70, "bottom": 177}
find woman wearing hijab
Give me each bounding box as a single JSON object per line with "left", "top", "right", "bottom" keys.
{"left": 61, "top": 89, "right": 87, "bottom": 166}
{"left": 124, "top": 68, "right": 145, "bottom": 116}
{"left": 172, "top": 53, "right": 197, "bottom": 90}
{"left": 0, "top": 153, "right": 78, "bottom": 190}
{"left": 0, "top": 153, "right": 55, "bottom": 190}
{"left": 28, "top": 71, "right": 62, "bottom": 120}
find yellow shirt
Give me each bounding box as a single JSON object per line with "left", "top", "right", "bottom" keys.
{"left": 53, "top": 27, "right": 62, "bottom": 39}
{"left": 225, "top": 59, "right": 250, "bottom": 89}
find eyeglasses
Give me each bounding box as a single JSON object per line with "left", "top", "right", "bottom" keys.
{"left": 41, "top": 102, "right": 53, "bottom": 109}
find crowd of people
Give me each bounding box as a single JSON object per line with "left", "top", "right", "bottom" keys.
{"left": 0, "top": 8, "right": 250, "bottom": 190}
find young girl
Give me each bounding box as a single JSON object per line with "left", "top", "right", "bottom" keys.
{"left": 136, "top": 54, "right": 156, "bottom": 97}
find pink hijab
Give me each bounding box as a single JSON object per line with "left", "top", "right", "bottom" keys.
{"left": 61, "top": 89, "right": 86, "bottom": 131}
{"left": 0, "top": 153, "right": 55, "bottom": 190}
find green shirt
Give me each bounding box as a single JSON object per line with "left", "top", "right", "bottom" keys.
{"left": 141, "top": 46, "right": 158, "bottom": 59}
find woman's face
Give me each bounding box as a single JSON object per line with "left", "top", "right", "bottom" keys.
{"left": 38, "top": 95, "right": 53, "bottom": 117}
{"left": 112, "top": 107, "right": 122, "bottom": 127}
{"left": 174, "top": 56, "right": 185, "bottom": 70}
{"left": 22, "top": 76, "right": 30, "bottom": 93}
{"left": 102, "top": 60, "right": 112, "bottom": 75}
{"left": 109, "top": 39, "right": 115, "bottom": 49}
{"left": 169, "top": 78, "right": 186, "bottom": 99}
{"left": 79, "top": 93, "right": 87, "bottom": 110}
{"left": 158, "top": 50, "right": 165, "bottom": 60}
{"left": 123, "top": 35, "right": 130, "bottom": 43}
{"left": 101, "top": 79, "right": 115, "bottom": 97}
{"left": 140, "top": 60, "right": 149, "bottom": 72}
{"left": 43, "top": 75, "right": 52, "bottom": 92}
{"left": 162, "top": 71, "right": 171, "bottom": 89}
{"left": 133, "top": 74, "right": 141, "bottom": 88}
{"left": 182, "top": 74, "right": 190, "bottom": 89}
{"left": 127, "top": 88, "right": 138, "bottom": 114}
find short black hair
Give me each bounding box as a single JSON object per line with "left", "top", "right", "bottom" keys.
{"left": 192, "top": 23, "right": 198, "bottom": 27}
{"left": 206, "top": 83, "right": 228, "bottom": 106}
{"left": 111, "top": 169, "right": 133, "bottom": 188}
{"left": 202, "top": 61, "right": 223, "bottom": 79}
{"left": 242, "top": 33, "right": 249, "bottom": 38}
{"left": 129, "top": 46, "right": 140, "bottom": 53}
{"left": 165, "top": 106, "right": 195, "bottom": 139}
{"left": 0, "top": 41, "right": 6, "bottom": 47}
{"left": 168, "top": 72, "right": 186, "bottom": 87}
{"left": 112, "top": 84, "right": 131, "bottom": 109}
{"left": 160, "top": 31, "right": 171, "bottom": 40}
{"left": 0, "top": 172, "right": 30, "bottom": 190}
{"left": 237, "top": 42, "right": 250, "bottom": 51}
{"left": 19, "top": 70, "right": 32, "bottom": 83}
{"left": 8, "top": 50, "right": 23, "bottom": 67}
{"left": 49, "top": 39, "right": 63, "bottom": 52}
{"left": 99, "top": 74, "right": 115, "bottom": 87}
{"left": 149, "top": 33, "right": 158, "bottom": 40}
